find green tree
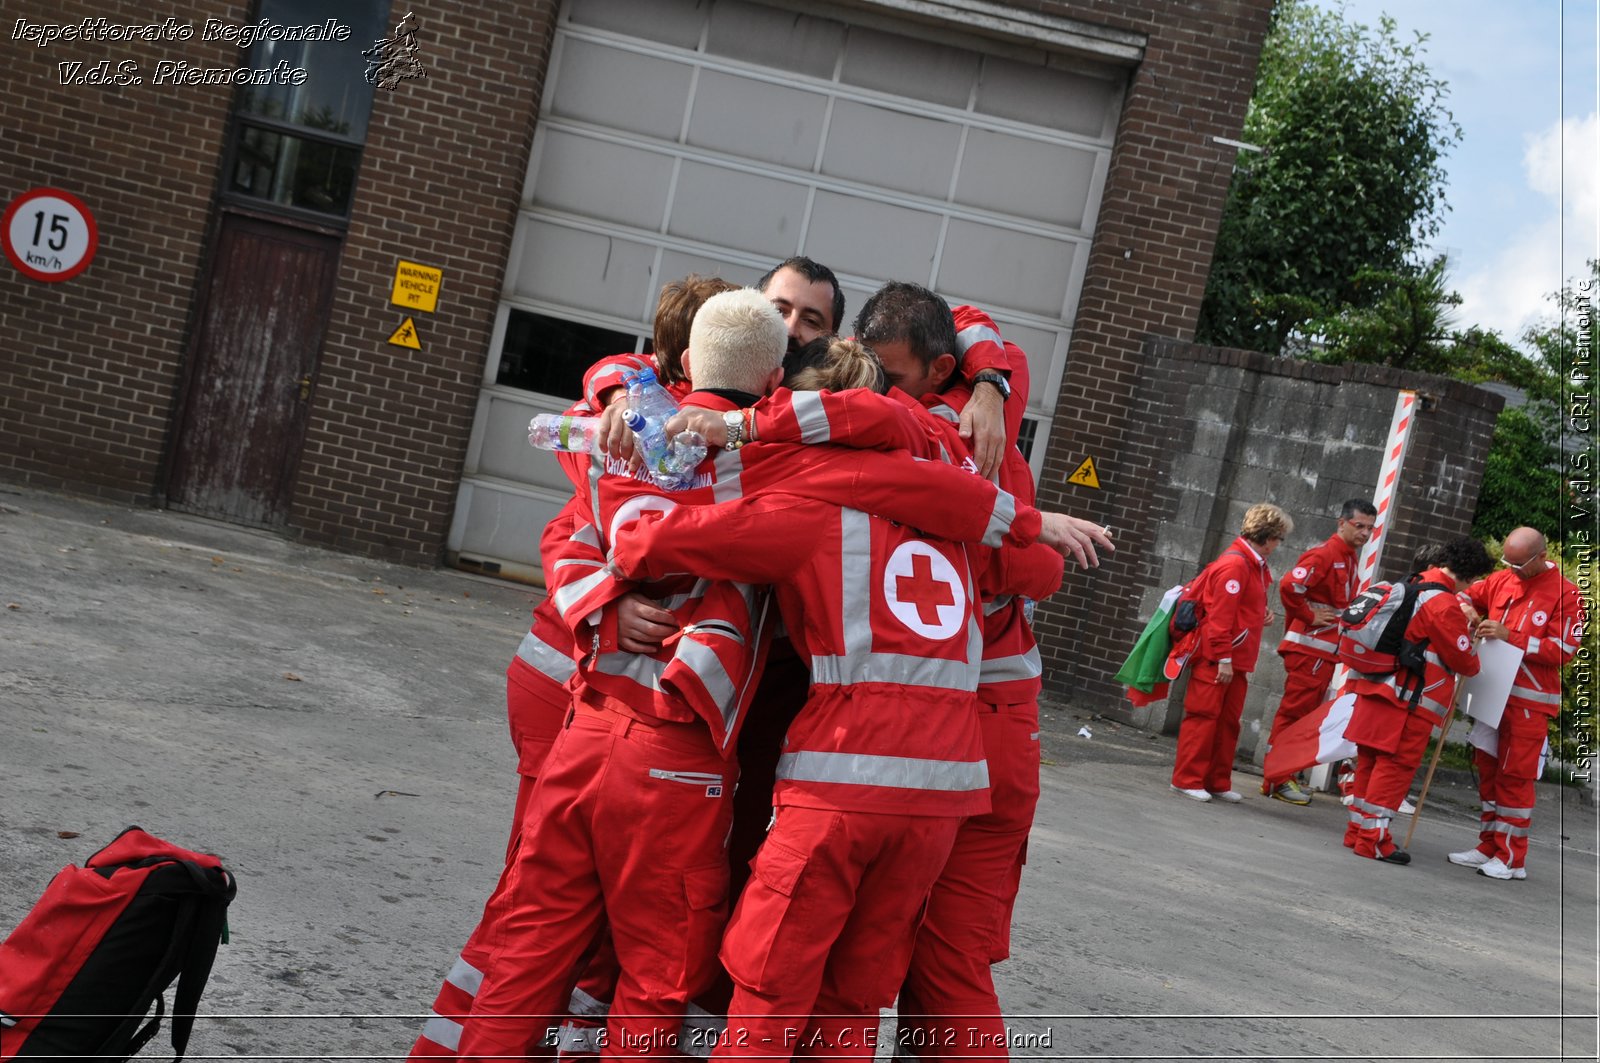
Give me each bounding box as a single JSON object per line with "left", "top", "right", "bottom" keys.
{"left": 1472, "top": 406, "right": 1564, "bottom": 541}
{"left": 1197, "top": 0, "right": 1461, "bottom": 353}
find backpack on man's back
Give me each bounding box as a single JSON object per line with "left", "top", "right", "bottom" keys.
{"left": 0, "top": 826, "right": 236, "bottom": 1062}
{"left": 1336, "top": 578, "right": 1454, "bottom": 704}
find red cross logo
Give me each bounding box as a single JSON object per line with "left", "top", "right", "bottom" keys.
{"left": 896, "top": 552, "right": 956, "bottom": 626}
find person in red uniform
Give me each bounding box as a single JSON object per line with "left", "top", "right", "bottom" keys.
{"left": 1169, "top": 504, "right": 1293, "bottom": 802}
{"left": 1341, "top": 536, "right": 1493, "bottom": 864}
{"left": 1261, "top": 499, "right": 1375, "bottom": 805}
{"left": 1449, "top": 527, "right": 1584, "bottom": 880}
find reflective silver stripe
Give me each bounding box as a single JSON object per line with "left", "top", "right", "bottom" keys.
{"left": 593, "top": 650, "right": 665, "bottom": 691}
{"left": 926, "top": 401, "right": 960, "bottom": 425}
{"left": 1423, "top": 650, "right": 1445, "bottom": 667}
{"left": 572, "top": 522, "right": 601, "bottom": 549}
{"left": 421, "top": 1013, "right": 463, "bottom": 1052}
{"left": 517, "top": 629, "right": 577, "bottom": 683}
{"left": 1551, "top": 637, "right": 1578, "bottom": 655}
{"left": 568, "top": 985, "right": 608, "bottom": 1018}
{"left": 790, "top": 390, "right": 831, "bottom": 444}
{"left": 957, "top": 323, "right": 1003, "bottom": 353}
{"left": 840, "top": 510, "right": 874, "bottom": 662}
{"left": 554, "top": 566, "right": 615, "bottom": 619}
{"left": 1482, "top": 800, "right": 1498, "bottom": 813}
{"left": 1509, "top": 684, "right": 1562, "bottom": 705}
{"left": 1489, "top": 822, "right": 1531, "bottom": 838}
{"left": 1283, "top": 630, "right": 1338, "bottom": 654}
{"left": 1377, "top": 674, "right": 1449, "bottom": 716}
{"left": 1526, "top": 636, "right": 1541, "bottom": 656}
{"left": 676, "top": 626, "right": 739, "bottom": 722}
{"left": 1495, "top": 804, "right": 1535, "bottom": 818}
{"left": 1289, "top": 583, "right": 1308, "bottom": 594}
{"left": 556, "top": 1023, "right": 604, "bottom": 1055}
{"left": 554, "top": 557, "right": 604, "bottom": 573}
{"left": 778, "top": 750, "right": 989, "bottom": 792}
{"left": 446, "top": 954, "right": 484, "bottom": 995}
{"left": 810, "top": 651, "right": 976, "bottom": 690}
{"left": 712, "top": 449, "right": 747, "bottom": 503}
{"left": 981, "top": 649, "right": 1042, "bottom": 685}
{"left": 983, "top": 490, "right": 1017, "bottom": 548}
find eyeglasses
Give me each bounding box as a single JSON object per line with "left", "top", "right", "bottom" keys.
{"left": 1500, "top": 554, "right": 1542, "bottom": 572}
{"left": 1343, "top": 520, "right": 1374, "bottom": 533}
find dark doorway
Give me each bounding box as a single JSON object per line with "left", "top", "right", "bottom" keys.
{"left": 166, "top": 210, "right": 341, "bottom": 526}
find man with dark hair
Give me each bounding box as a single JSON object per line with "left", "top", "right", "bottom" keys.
{"left": 1342, "top": 536, "right": 1492, "bottom": 865}
{"left": 757, "top": 256, "right": 845, "bottom": 352}
{"left": 1450, "top": 527, "right": 1584, "bottom": 880}
{"left": 1261, "top": 498, "right": 1376, "bottom": 804}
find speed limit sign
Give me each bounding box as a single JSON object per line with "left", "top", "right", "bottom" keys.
{"left": 3, "top": 187, "right": 99, "bottom": 283}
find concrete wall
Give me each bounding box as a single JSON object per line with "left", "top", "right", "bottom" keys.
{"left": 1051, "top": 337, "right": 1504, "bottom": 763}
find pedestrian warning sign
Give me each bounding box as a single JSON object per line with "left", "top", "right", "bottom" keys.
{"left": 1067, "top": 456, "right": 1101, "bottom": 489}
{"left": 388, "top": 316, "right": 422, "bottom": 349}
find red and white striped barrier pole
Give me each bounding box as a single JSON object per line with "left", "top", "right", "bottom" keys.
{"left": 1310, "top": 388, "right": 1418, "bottom": 791}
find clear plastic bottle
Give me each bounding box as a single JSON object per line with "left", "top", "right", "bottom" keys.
{"left": 527, "top": 413, "right": 601, "bottom": 453}
{"left": 622, "top": 368, "right": 707, "bottom": 489}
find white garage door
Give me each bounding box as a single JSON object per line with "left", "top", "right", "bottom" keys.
{"left": 449, "top": 0, "right": 1130, "bottom": 580}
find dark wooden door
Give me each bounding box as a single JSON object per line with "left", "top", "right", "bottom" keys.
{"left": 168, "top": 211, "right": 341, "bottom": 526}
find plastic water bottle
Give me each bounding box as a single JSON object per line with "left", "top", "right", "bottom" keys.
{"left": 527, "top": 413, "right": 602, "bottom": 453}
{"left": 622, "top": 368, "right": 707, "bottom": 489}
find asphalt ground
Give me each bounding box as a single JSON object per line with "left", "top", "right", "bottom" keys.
{"left": 2, "top": 484, "right": 1596, "bottom": 1061}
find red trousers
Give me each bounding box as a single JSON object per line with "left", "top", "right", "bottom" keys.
{"left": 897, "top": 702, "right": 1040, "bottom": 1060}
{"left": 715, "top": 806, "right": 961, "bottom": 1063}
{"left": 409, "top": 665, "right": 567, "bottom": 1060}
{"left": 457, "top": 702, "right": 736, "bottom": 1062}
{"left": 1263, "top": 655, "right": 1333, "bottom": 787}
{"left": 1469, "top": 707, "right": 1548, "bottom": 869}
{"left": 1343, "top": 698, "right": 1434, "bottom": 858}
{"left": 1171, "top": 663, "right": 1248, "bottom": 792}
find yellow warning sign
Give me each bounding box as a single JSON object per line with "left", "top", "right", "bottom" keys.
{"left": 391, "top": 260, "right": 442, "bottom": 313}
{"left": 387, "top": 316, "right": 422, "bottom": 349}
{"left": 1067, "top": 456, "right": 1101, "bottom": 489}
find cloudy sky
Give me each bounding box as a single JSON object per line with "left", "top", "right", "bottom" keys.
{"left": 1310, "top": 0, "right": 1599, "bottom": 344}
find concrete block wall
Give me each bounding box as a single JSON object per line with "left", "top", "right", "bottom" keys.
{"left": 1078, "top": 339, "right": 1502, "bottom": 766}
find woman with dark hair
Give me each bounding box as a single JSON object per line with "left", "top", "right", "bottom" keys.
{"left": 1342, "top": 536, "right": 1494, "bottom": 864}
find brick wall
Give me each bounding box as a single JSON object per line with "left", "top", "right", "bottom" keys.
{"left": 289, "top": 2, "right": 556, "bottom": 563}
{"left": 0, "top": 0, "right": 243, "bottom": 500}
{"left": 1084, "top": 338, "right": 1502, "bottom": 759}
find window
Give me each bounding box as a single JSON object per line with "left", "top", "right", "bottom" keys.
{"left": 496, "top": 311, "right": 646, "bottom": 401}
{"left": 223, "top": 0, "right": 390, "bottom": 219}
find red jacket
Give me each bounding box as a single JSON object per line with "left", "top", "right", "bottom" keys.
{"left": 610, "top": 490, "right": 989, "bottom": 818}
{"left": 1192, "top": 537, "right": 1273, "bottom": 672}
{"left": 1463, "top": 564, "right": 1584, "bottom": 717}
{"left": 1351, "top": 567, "right": 1481, "bottom": 720}
{"left": 1276, "top": 533, "right": 1359, "bottom": 661}
{"left": 543, "top": 393, "right": 1045, "bottom": 754}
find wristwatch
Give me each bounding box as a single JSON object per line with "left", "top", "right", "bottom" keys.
{"left": 972, "top": 371, "right": 1011, "bottom": 401}
{"left": 722, "top": 409, "right": 746, "bottom": 450}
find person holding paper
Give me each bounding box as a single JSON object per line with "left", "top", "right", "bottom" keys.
{"left": 1449, "top": 528, "right": 1585, "bottom": 881}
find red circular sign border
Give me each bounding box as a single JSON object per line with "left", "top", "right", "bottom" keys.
{"left": 2, "top": 187, "right": 99, "bottom": 283}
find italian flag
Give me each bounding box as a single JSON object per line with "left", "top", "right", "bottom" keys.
{"left": 1262, "top": 692, "right": 1358, "bottom": 779}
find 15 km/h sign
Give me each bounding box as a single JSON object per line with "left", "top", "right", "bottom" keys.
{"left": 2, "top": 188, "right": 99, "bottom": 283}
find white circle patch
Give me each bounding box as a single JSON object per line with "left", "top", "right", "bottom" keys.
{"left": 883, "top": 541, "right": 966, "bottom": 640}
{"left": 1456, "top": 635, "right": 1471, "bottom": 652}
{"left": 1292, "top": 566, "right": 1308, "bottom": 580}
{"left": 1532, "top": 610, "right": 1547, "bottom": 627}
{"left": 609, "top": 493, "right": 678, "bottom": 549}
{"left": 1225, "top": 579, "right": 1241, "bottom": 595}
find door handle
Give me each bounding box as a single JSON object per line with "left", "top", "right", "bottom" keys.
{"left": 298, "top": 376, "right": 312, "bottom": 401}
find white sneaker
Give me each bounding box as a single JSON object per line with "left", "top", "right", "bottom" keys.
{"left": 1209, "top": 789, "right": 1244, "bottom": 803}
{"left": 1479, "top": 858, "right": 1527, "bottom": 880}
{"left": 1448, "top": 848, "right": 1491, "bottom": 868}
{"left": 1170, "top": 785, "right": 1211, "bottom": 802}
{"left": 1398, "top": 797, "right": 1417, "bottom": 815}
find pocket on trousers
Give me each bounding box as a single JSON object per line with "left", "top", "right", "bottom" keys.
{"left": 679, "top": 862, "right": 731, "bottom": 994}
{"left": 722, "top": 838, "right": 810, "bottom": 995}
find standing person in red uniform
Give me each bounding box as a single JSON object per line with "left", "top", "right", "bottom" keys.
{"left": 1449, "top": 527, "right": 1584, "bottom": 880}
{"left": 1170, "top": 504, "right": 1293, "bottom": 802}
{"left": 1342, "top": 536, "right": 1493, "bottom": 864}
{"left": 1261, "top": 499, "right": 1375, "bottom": 805}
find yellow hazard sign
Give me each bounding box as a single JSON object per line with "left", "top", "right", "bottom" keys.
{"left": 387, "top": 316, "right": 422, "bottom": 349}
{"left": 391, "top": 260, "right": 442, "bottom": 313}
{"left": 1067, "top": 456, "right": 1101, "bottom": 489}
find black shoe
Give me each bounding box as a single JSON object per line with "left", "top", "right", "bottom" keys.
{"left": 1376, "top": 849, "right": 1411, "bottom": 865}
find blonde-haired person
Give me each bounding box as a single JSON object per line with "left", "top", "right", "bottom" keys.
{"left": 1170, "top": 503, "right": 1293, "bottom": 802}
{"left": 683, "top": 287, "right": 789, "bottom": 395}
{"left": 785, "top": 336, "right": 888, "bottom": 394}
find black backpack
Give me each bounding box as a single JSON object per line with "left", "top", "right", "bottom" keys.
{"left": 1336, "top": 579, "right": 1453, "bottom": 705}
{"left": 0, "top": 827, "right": 236, "bottom": 1062}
